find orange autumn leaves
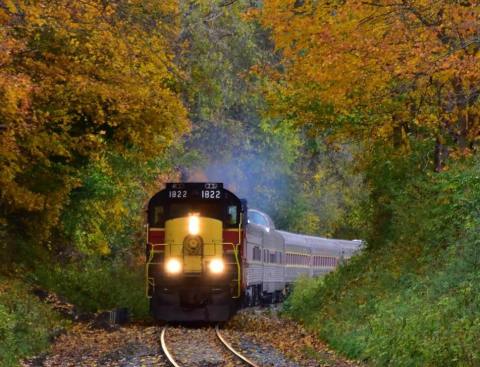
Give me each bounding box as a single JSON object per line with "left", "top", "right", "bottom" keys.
{"left": 258, "top": 0, "right": 480, "bottom": 155}
{"left": 0, "top": 0, "right": 188, "bottom": 242}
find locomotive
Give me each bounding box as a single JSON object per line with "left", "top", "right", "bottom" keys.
{"left": 145, "top": 182, "right": 362, "bottom": 322}
{"left": 146, "top": 183, "right": 244, "bottom": 322}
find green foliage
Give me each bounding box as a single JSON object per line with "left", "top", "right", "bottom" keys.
{"left": 282, "top": 275, "right": 325, "bottom": 322}
{"left": 180, "top": 0, "right": 271, "bottom": 124}
{"left": 0, "top": 278, "right": 65, "bottom": 367}
{"left": 34, "top": 258, "right": 148, "bottom": 319}
{"left": 179, "top": 0, "right": 289, "bottom": 205}
{"left": 274, "top": 135, "right": 365, "bottom": 237}
{"left": 179, "top": 1, "right": 363, "bottom": 237}
{"left": 60, "top": 150, "right": 177, "bottom": 257}
{"left": 284, "top": 146, "right": 480, "bottom": 366}
{"left": 28, "top": 150, "right": 178, "bottom": 319}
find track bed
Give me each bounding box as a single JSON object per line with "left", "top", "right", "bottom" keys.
{"left": 21, "top": 308, "right": 361, "bottom": 367}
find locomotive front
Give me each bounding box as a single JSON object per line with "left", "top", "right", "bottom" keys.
{"left": 146, "top": 183, "right": 245, "bottom": 322}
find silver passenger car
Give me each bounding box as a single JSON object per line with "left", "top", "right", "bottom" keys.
{"left": 279, "top": 230, "right": 310, "bottom": 284}
{"left": 244, "top": 209, "right": 362, "bottom": 304}
{"left": 245, "top": 210, "right": 285, "bottom": 303}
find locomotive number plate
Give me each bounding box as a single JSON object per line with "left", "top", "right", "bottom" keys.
{"left": 168, "top": 190, "right": 187, "bottom": 199}
{"left": 201, "top": 190, "right": 221, "bottom": 199}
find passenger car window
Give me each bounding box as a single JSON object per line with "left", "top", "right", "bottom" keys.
{"left": 252, "top": 246, "right": 261, "bottom": 261}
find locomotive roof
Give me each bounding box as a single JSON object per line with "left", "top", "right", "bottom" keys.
{"left": 165, "top": 182, "right": 224, "bottom": 190}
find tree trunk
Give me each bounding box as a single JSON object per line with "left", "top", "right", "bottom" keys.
{"left": 434, "top": 136, "right": 448, "bottom": 172}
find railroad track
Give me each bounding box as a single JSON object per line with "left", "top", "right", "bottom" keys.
{"left": 160, "top": 325, "right": 260, "bottom": 367}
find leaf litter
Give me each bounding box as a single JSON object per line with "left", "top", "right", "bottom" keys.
{"left": 224, "top": 307, "right": 363, "bottom": 367}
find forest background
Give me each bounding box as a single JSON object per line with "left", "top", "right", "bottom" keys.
{"left": 0, "top": 0, "right": 479, "bottom": 366}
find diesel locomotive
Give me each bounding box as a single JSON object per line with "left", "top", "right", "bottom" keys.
{"left": 145, "top": 182, "right": 362, "bottom": 322}
{"left": 146, "top": 182, "right": 245, "bottom": 322}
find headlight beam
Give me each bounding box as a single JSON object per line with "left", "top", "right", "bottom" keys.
{"left": 208, "top": 258, "right": 225, "bottom": 274}
{"left": 165, "top": 258, "right": 182, "bottom": 274}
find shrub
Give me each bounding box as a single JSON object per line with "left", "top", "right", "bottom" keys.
{"left": 34, "top": 257, "right": 149, "bottom": 319}
{"left": 0, "top": 278, "right": 65, "bottom": 367}
{"left": 284, "top": 148, "right": 480, "bottom": 366}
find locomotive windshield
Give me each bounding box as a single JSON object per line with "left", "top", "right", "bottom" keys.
{"left": 169, "top": 201, "right": 223, "bottom": 220}
{"left": 150, "top": 202, "right": 240, "bottom": 227}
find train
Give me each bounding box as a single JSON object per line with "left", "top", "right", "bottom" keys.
{"left": 145, "top": 182, "right": 362, "bottom": 322}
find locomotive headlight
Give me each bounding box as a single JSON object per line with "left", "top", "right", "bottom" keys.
{"left": 165, "top": 258, "right": 182, "bottom": 274}
{"left": 188, "top": 214, "right": 200, "bottom": 235}
{"left": 208, "top": 258, "right": 225, "bottom": 274}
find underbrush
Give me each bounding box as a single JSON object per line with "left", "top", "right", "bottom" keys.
{"left": 0, "top": 277, "right": 65, "bottom": 367}
{"left": 34, "top": 257, "right": 149, "bottom": 319}
{"left": 283, "top": 150, "right": 480, "bottom": 366}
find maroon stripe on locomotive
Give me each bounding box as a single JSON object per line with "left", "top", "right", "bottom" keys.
{"left": 148, "top": 229, "right": 164, "bottom": 244}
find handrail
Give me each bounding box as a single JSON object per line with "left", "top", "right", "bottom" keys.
{"left": 233, "top": 213, "right": 243, "bottom": 298}
{"left": 145, "top": 242, "right": 155, "bottom": 297}
{"left": 231, "top": 243, "right": 241, "bottom": 298}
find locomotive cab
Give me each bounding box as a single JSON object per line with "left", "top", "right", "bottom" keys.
{"left": 146, "top": 183, "right": 246, "bottom": 322}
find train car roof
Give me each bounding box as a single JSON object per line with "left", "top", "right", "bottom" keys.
{"left": 276, "top": 230, "right": 307, "bottom": 245}
{"left": 331, "top": 239, "right": 364, "bottom": 249}
{"left": 305, "top": 236, "right": 340, "bottom": 249}
{"left": 249, "top": 209, "right": 363, "bottom": 253}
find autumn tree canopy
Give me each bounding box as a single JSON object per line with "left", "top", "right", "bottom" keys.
{"left": 0, "top": 0, "right": 188, "bottom": 252}
{"left": 258, "top": 0, "right": 480, "bottom": 170}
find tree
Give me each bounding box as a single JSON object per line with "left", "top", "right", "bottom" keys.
{"left": 258, "top": 0, "right": 480, "bottom": 170}
{"left": 0, "top": 0, "right": 189, "bottom": 259}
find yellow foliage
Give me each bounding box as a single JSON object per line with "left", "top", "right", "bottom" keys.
{"left": 258, "top": 0, "right": 480, "bottom": 151}
{"left": 0, "top": 0, "right": 189, "bottom": 246}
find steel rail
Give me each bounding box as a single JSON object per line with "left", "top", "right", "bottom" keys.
{"left": 215, "top": 324, "right": 260, "bottom": 367}
{"left": 160, "top": 326, "right": 181, "bottom": 367}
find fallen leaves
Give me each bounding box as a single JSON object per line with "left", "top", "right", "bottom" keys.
{"left": 21, "top": 324, "right": 166, "bottom": 367}
{"left": 165, "top": 326, "right": 243, "bottom": 367}
{"left": 226, "top": 308, "right": 362, "bottom": 367}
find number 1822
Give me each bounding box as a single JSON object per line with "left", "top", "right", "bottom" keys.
{"left": 201, "top": 190, "right": 221, "bottom": 199}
